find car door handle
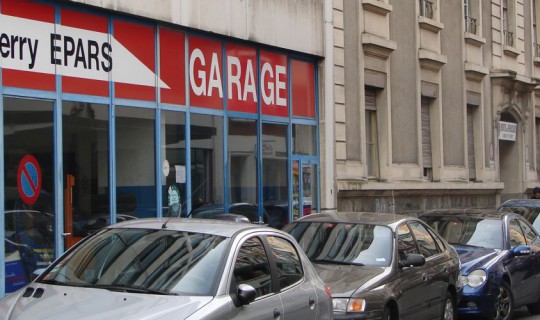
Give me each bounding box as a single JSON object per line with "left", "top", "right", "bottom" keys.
{"left": 273, "top": 308, "right": 281, "bottom": 319}
{"left": 422, "top": 273, "right": 429, "bottom": 282}
{"left": 309, "top": 297, "right": 316, "bottom": 308}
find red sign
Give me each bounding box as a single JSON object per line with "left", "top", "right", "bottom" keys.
{"left": 160, "top": 28, "right": 186, "bottom": 105}
{"left": 61, "top": 8, "right": 110, "bottom": 97}
{"left": 17, "top": 155, "right": 42, "bottom": 205}
{"left": 0, "top": 2, "right": 314, "bottom": 117}
{"left": 189, "top": 36, "right": 224, "bottom": 109}
{"left": 291, "top": 59, "right": 316, "bottom": 118}
{"left": 114, "top": 19, "right": 156, "bottom": 101}
{"left": 260, "top": 51, "right": 289, "bottom": 117}
{"left": 226, "top": 44, "right": 257, "bottom": 113}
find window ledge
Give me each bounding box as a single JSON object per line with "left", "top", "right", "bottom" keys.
{"left": 418, "top": 49, "right": 447, "bottom": 71}
{"left": 362, "top": 0, "right": 392, "bottom": 16}
{"left": 464, "top": 62, "right": 489, "bottom": 82}
{"left": 419, "top": 16, "right": 444, "bottom": 33}
{"left": 362, "top": 33, "right": 397, "bottom": 60}
{"left": 464, "top": 32, "right": 486, "bottom": 47}
{"left": 534, "top": 57, "right": 540, "bottom": 66}
{"left": 503, "top": 45, "right": 520, "bottom": 58}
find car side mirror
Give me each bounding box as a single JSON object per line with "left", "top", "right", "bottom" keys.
{"left": 511, "top": 245, "right": 531, "bottom": 257}
{"left": 399, "top": 253, "right": 425, "bottom": 268}
{"left": 237, "top": 284, "right": 256, "bottom": 306}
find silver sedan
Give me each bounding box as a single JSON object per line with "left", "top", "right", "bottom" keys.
{"left": 0, "top": 218, "right": 333, "bottom": 319}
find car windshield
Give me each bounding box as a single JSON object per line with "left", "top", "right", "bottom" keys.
{"left": 423, "top": 216, "right": 503, "bottom": 249}
{"left": 37, "top": 228, "right": 228, "bottom": 296}
{"left": 499, "top": 206, "right": 540, "bottom": 232}
{"left": 283, "top": 222, "right": 393, "bottom": 267}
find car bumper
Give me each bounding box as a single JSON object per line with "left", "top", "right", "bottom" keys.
{"left": 334, "top": 309, "right": 383, "bottom": 320}
{"left": 458, "top": 291, "right": 496, "bottom": 317}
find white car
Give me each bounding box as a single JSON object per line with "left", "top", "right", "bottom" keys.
{"left": 0, "top": 217, "right": 333, "bottom": 319}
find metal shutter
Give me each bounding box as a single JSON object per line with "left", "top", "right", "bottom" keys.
{"left": 467, "top": 106, "right": 476, "bottom": 180}
{"left": 421, "top": 97, "right": 432, "bottom": 168}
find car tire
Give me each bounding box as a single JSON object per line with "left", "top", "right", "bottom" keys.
{"left": 441, "top": 291, "right": 456, "bottom": 320}
{"left": 382, "top": 305, "right": 393, "bottom": 320}
{"left": 494, "top": 281, "right": 513, "bottom": 320}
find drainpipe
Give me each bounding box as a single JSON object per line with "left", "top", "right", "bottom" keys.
{"left": 322, "top": 0, "right": 336, "bottom": 212}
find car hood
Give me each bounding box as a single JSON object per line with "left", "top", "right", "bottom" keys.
{"left": 0, "top": 284, "right": 213, "bottom": 320}
{"left": 313, "top": 263, "right": 388, "bottom": 297}
{"left": 454, "top": 245, "right": 502, "bottom": 273}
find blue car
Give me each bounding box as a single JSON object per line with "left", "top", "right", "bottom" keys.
{"left": 420, "top": 209, "right": 540, "bottom": 320}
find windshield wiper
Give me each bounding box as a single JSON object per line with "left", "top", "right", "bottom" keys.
{"left": 312, "top": 259, "right": 364, "bottom": 266}
{"left": 89, "top": 284, "right": 177, "bottom": 295}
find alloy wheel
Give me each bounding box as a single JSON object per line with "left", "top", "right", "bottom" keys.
{"left": 495, "top": 284, "right": 512, "bottom": 320}
{"left": 443, "top": 297, "right": 454, "bottom": 320}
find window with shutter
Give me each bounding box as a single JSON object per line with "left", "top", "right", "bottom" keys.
{"left": 365, "top": 88, "right": 378, "bottom": 178}
{"left": 421, "top": 97, "right": 432, "bottom": 179}
{"left": 467, "top": 106, "right": 476, "bottom": 180}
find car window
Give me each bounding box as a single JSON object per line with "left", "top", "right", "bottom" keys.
{"left": 38, "top": 228, "right": 228, "bottom": 296}
{"left": 283, "top": 222, "right": 393, "bottom": 267}
{"left": 233, "top": 237, "right": 273, "bottom": 298}
{"left": 267, "top": 236, "right": 303, "bottom": 290}
{"left": 509, "top": 219, "right": 527, "bottom": 248}
{"left": 422, "top": 216, "right": 503, "bottom": 249}
{"left": 517, "top": 219, "right": 538, "bottom": 245}
{"left": 397, "top": 223, "right": 418, "bottom": 259}
{"left": 427, "top": 227, "right": 446, "bottom": 251}
{"left": 409, "top": 222, "right": 440, "bottom": 258}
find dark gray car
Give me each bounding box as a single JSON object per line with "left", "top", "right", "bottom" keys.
{"left": 283, "top": 212, "right": 462, "bottom": 320}
{"left": 0, "top": 218, "right": 333, "bottom": 319}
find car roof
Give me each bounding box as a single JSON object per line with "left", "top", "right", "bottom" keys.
{"left": 419, "top": 208, "right": 508, "bottom": 220}
{"left": 499, "top": 199, "right": 540, "bottom": 209}
{"left": 106, "top": 217, "right": 274, "bottom": 238}
{"left": 292, "top": 211, "right": 413, "bottom": 228}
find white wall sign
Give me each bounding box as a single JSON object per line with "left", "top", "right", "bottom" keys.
{"left": 499, "top": 121, "right": 517, "bottom": 141}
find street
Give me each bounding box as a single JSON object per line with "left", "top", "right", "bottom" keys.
{"left": 514, "top": 307, "right": 540, "bottom": 320}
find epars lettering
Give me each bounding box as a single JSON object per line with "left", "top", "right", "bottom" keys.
{"left": 50, "top": 33, "right": 112, "bottom": 72}
{"left": 0, "top": 33, "right": 38, "bottom": 69}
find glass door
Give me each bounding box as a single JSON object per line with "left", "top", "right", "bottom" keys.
{"left": 4, "top": 97, "right": 55, "bottom": 293}
{"left": 292, "top": 159, "right": 318, "bottom": 221}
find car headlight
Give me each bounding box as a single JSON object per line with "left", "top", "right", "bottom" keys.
{"left": 465, "top": 270, "right": 487, "bottom": 288}
{"left": 333, "top": 298, "right": 366, "bottom": 312}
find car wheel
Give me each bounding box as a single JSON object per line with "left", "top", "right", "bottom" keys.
{"left": 382, "top": 305, "right": 393, "bottom": 320}
{"left": 441, "top": 291, "right": 456, "bottom": 320}
{"left": 494, "top": 281, "right": 513, "bottom": 320}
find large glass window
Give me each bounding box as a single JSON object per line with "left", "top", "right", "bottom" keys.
{"left": 116, "top": 107, "right": 156, "bottom": 218}
{"left": 4, "top": 97, "right": 55, "bottom": 293}
{"left": 161, "top": 111, "right": 186, "bottom": 217}
{"left": 63, "top": 101, "right": 109, "bottom": 247}
{"left": 262, "top": 123, "right": 288, "bottom": 223}
{"left": 292, "top": 124, "right": 316, "bottom": 155}
{"left": 228, "top": 118, "right": 257, "bottom": 205}
{"left": 190, "top": 114, "right": 224, "bottom": 206}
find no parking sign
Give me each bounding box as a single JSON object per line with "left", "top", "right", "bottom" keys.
{"left": 17, "top": 154, "right": 42, "bottom": 205}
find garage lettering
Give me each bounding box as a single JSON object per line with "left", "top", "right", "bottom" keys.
{"left": 50, "top": 33, "right": 112, "bottom": 72}
{"left": 0, "top": 33, "right": 38, "bottom": 69}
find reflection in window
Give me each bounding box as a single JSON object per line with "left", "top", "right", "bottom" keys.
{"left": 4, "top": 97, "right": 55, "bottom": 292}
{"left": 38, "top": 228, "right": 227, "bottom": 296}
{"left": 424, "top": 217, "right": 503, "bottom": 249}
{"left": 161, "top": 111, "right": 186, "bottom": 217}
{"left": 228, "top": 118, "right": 257, "bottom": 205}
{"left": 267, "top": 236, "right": 303, "bottom": 289}
{"left": 116, "top": 106, "right": 156, "bottom": 218}
{"left": 63, "top": 101, "right": 109, "bottom": 244}
{"left": 233, "top": 237, "right": 273, "bottom": 298}
{"left": 284, "top": 222, "right": 393, "bottom": 267}
{"left": 293, "top": 124, "right": 316, "bottom": 155}
{"left": 409, "top": 222, "right": 440, "bottom": 257}
{"left": 190, "top": 114, "right": 224, "bottom": 206}
{"left": 263, "top": 123, "right": 288, "bottom": 224}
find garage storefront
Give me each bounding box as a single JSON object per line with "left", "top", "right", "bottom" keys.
{"left": 1, "top": 0, "right": 319, "bottom": 296}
